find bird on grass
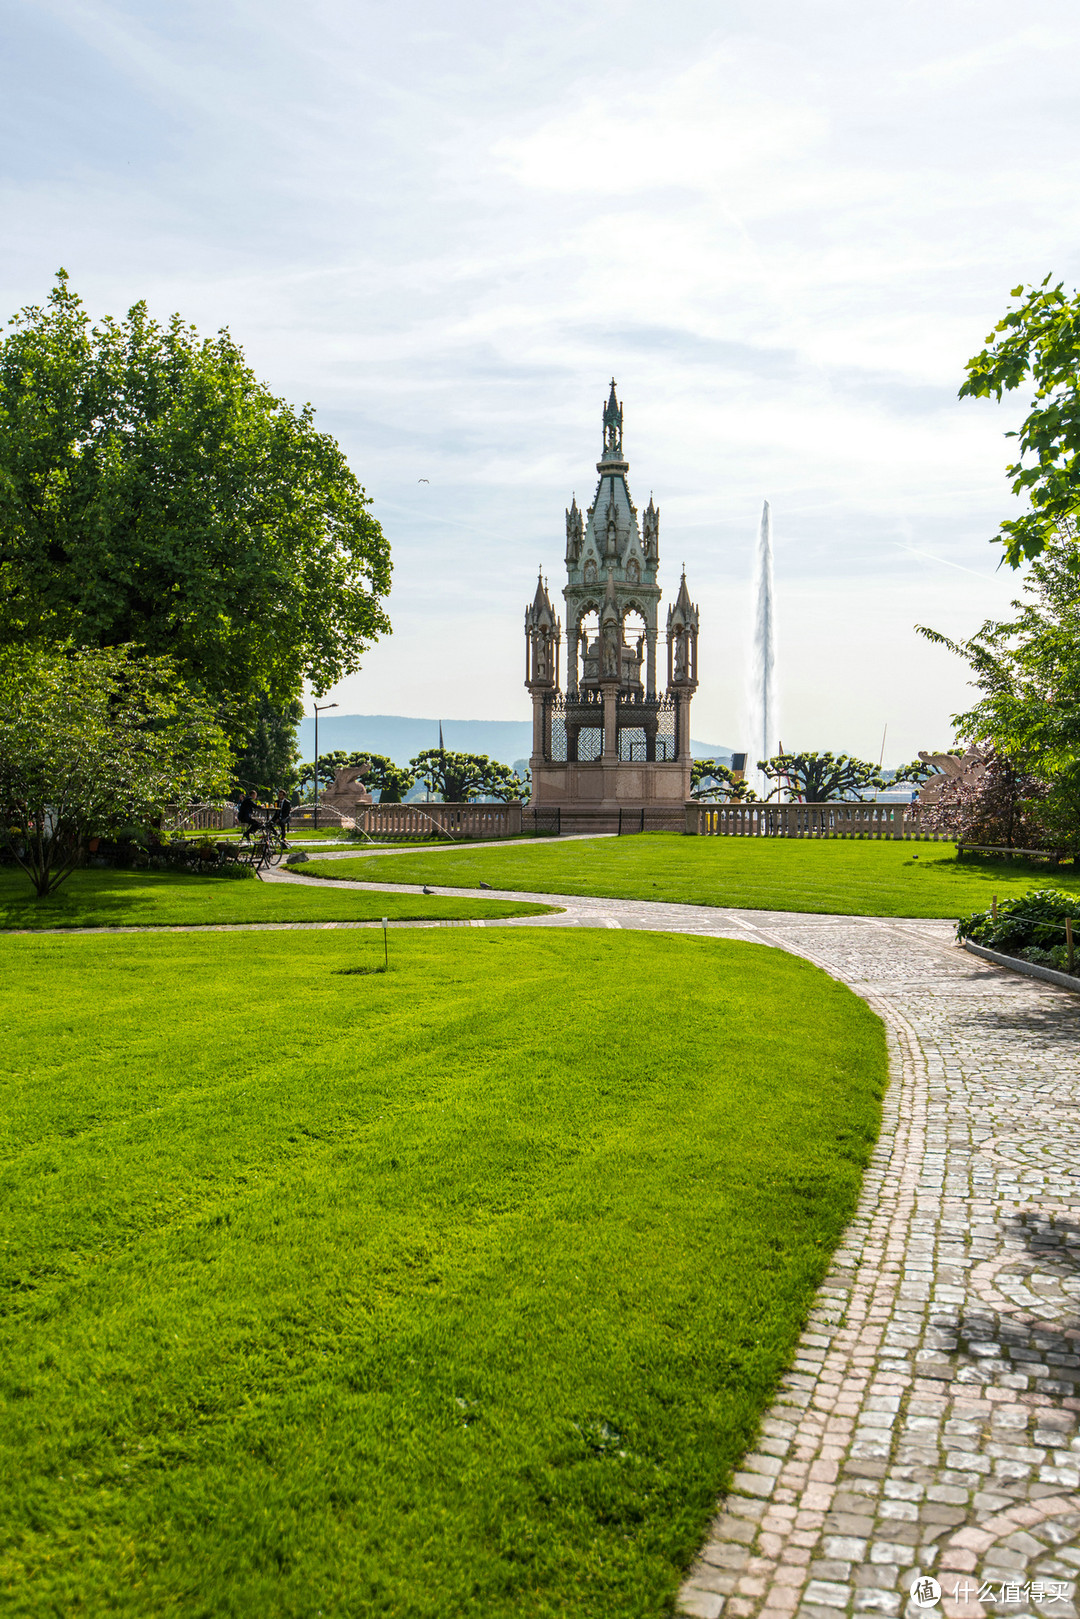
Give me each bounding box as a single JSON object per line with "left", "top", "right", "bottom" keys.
{"left": 478, "top": 881, "right": 493, "bottom": 889}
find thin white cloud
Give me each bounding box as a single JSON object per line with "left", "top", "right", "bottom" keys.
{"left": 2, "top": 0, "right": 1075, "bottom": 758}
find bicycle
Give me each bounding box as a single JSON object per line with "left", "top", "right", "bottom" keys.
{"left": 238, "top": 817, "right": 286, "bottom": 873}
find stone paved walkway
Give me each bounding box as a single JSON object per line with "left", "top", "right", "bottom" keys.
{"left": 667, "top": 912, "right": 1080, "bottom": 1619}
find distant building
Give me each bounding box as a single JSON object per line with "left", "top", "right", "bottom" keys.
{"left": 524, "top": 382, "right": 699, "bottom": 820}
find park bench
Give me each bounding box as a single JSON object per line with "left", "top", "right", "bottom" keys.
{"left": 956, "top": 843, "right": 1068, "bottom": 865}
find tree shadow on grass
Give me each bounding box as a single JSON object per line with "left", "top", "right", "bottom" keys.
{"left": 934, "top": 852, "right": 1080, "bottom": 889}
{"left": 0, "top": 868, "right": 204, "bottom": 930}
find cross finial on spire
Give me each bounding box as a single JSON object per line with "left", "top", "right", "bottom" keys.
{"left": 602, "top": 380, "right": 623, "bottom": 456}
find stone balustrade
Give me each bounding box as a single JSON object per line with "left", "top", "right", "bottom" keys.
{"left": 685, "top": 801, "right": 947, "bottom": 838}
{"left": 162, "top": 805, "right": 239, "bottom": 832}
{"left": 352, "top": 802, "right": 525, "bottom": 840}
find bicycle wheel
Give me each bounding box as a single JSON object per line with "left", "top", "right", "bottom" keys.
{"left": 253, "top": 832, "right": 280, "bottom": 871}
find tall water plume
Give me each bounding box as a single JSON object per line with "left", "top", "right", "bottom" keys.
{"left": 746, "top": 500, "right": 778, "bottom": 800}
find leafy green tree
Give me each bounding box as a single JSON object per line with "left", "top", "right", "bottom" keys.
{"left": 960, "top": 277, "right": 1080, "bottom": 566}
{"left": 231, "top": 695, "right": 303, "bottom": 796}
{"left": 918, "top": 528, "right": 1080, "bottom": 847}
{"left": 347, "top": 752, "right": 415, "bottom": 804}
{"left": 757, "top": 752, "right": 887, "bottom": 802}
{"left": 297, "top": 752, "right": 349, "bottom": 796}
{"left": 888, "top": 759, "right": 939, "bottom": 791}
{"left": 690, "top": 760, "right": 757, "bottom": 801}
{"left": 0, "top": 273, "right": 391, "bottom": 733}
{"left": 0, "top": 643, "right": 231, "bottom": 896}
{"left": 410, "top": 749, "right": 529, "bottom": 803}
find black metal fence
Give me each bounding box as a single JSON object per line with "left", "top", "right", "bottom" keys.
{"left": 544, "top": 691, "right": 681, "bottom": 763}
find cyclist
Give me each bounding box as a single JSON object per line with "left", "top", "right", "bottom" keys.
{"left": 236, "top": 790, "right": 268, "bottom": 840}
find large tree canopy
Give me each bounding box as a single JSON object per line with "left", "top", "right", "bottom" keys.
{"left": 231, "top": 695, "right": 304, "bottom": 797}
{"left": 690, "top": 760, "right": 757, "bottom": 802}
{"left": 757, "top": 752, "right": 887, "bottom": 802}
{"left": 961, "top": 277, "right": 1080, "bottom": 567}
{"left": 0, "top": 273, "right": 391, "bottom": 724}
{"left": 410, "top": 749, "right": 528, "bottom": 804}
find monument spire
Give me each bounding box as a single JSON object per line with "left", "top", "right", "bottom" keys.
{"left": 602, "top": 379, "right": 624, "bottom": 459}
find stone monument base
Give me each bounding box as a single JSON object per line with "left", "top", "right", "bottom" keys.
{"left": 529, "top": 758, "right": 690, "bottom": 812}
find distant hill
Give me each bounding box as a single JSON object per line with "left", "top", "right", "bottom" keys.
{"left": 296, "top": 713, "right": 734, "bottom": 768}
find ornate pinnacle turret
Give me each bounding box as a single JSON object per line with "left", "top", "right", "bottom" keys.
{"left": 527, "top": 569, "right": 556, "bottom": 629}
{"left": 524, "top": 570, "right": 560, "bottom": 690}
{"left": 667, "top": 570, "right": 699, "bottom": 691}
{"left": 601, "top": 379, "right": 623, "bottom": 459}
{"left": 642, "top": 494, "right": 659, "bottom": 560}
{"left": 565, "top": 496, "right": 583, "bottom": 563}
{"left": 670, "top": 569, "right": 698, "bottom": 627}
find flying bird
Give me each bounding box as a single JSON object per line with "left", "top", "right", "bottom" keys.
{"left": 418, "top": 478, "right": 429, "bottom": 483}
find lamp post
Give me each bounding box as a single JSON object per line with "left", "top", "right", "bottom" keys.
{"left": 312, "top": 701, "right": 338, "bottom": 829}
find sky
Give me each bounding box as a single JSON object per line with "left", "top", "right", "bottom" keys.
{"left": 4, "top": 0, "right": 1079, "bottom": 765}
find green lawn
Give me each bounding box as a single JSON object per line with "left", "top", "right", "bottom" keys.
{"left": 0, "top": 868, "right": 555, "bottom": 930}
{"left": 316, "top": 834, "right": 1080, "bottom": 917}
{"left": 0, "top": 928, "right": 885, "bottom": 1618}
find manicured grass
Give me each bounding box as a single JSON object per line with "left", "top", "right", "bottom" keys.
{"left": 0, "top": 928, "right": 885, "bottom": 1618}
{"left": 0, "top": 867, "right": 555, "bottom": 930}
{"left": 327, "top": 835, "right": 1080, "bottom": 918}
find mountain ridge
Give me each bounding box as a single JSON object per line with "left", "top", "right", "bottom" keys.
{"left": 297, "top": 713, "right": 735, "bottom": 768}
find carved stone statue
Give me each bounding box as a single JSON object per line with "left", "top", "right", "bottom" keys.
{"left": 602, "top": 615, "right": 620, "bottom": 678}
{"left": 673, "top": 628, "right": 687, "bottom": 681}
{"left": 322, "top": 765, "right": 373, "bottom": 811}
{"left": 916, "top": 745, "right": 991, "bottom": 805}
{"left": 604, "top": 499, "right": 619, "bottom": 558}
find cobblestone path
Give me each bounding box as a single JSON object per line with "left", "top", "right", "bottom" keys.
{"left": 669, "top": 911, "right": 1080, "bottom": 1619}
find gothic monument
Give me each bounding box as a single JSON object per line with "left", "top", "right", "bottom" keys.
{"left": 525, "top": 383, "right": 699, "bottom": 817}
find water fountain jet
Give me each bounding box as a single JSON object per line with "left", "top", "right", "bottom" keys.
{"left": 746, "top": 500, "right": 778, "bottom": 801}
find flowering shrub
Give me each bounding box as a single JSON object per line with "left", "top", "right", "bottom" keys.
{"left": 920, "top": 752, "right": 1051, "bottom": 848}
{"left": 957, "top": 887, "right": 1080, "bottom": 974}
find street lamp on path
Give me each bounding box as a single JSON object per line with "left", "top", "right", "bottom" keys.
{"left": 313, "top": 701, "right": 338, "bottom": 829}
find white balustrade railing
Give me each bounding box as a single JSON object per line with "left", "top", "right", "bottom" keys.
{"left": 162, "top": 804, "right": 239, "bottom": 832}
{"left": 352, "top": 802, "right": 524, "bottom": 840}
{"left": 685, "top": 801, "right": 946, "bottom": 839}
